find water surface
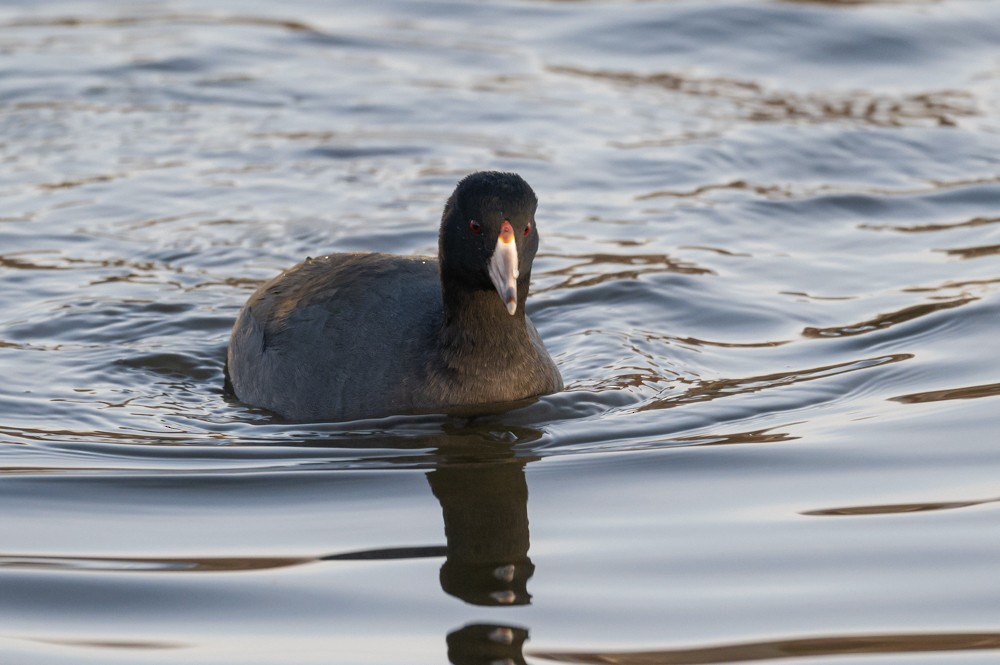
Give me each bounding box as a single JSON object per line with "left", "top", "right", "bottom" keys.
{"left": 1, "top": 0, "right": 999, "bottom": 663}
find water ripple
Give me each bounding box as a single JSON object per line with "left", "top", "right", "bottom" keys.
{"left": 532, "top": 631, "right": 1000, "bottom": 664}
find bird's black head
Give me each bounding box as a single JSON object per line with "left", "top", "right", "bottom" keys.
{"left": 438, "top": 171, "right": 539, "bottom": 316}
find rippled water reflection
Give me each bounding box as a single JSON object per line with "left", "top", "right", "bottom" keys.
{"left": 1, "top": 0, "right": 998, "bottom": 663}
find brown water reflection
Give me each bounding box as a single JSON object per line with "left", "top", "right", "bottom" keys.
{"left": 533, "top": 631, "right": 1000, "bottom": 664}
{"left": 940, "top": 244, "right": 1000, "bottom": 260}
{"left": 640, "top": 354, "right": 910, "bottom": 411}
{"left": 803, "top": 495, "right": 1000, "bottom": 516}
{"left": 862, "top": 215, "right": 1000, "bottom": 234}
{"left": 2, "top": 14, "right": 321, "bottom": 35}
{"left": 536, "top": 252, "right": 710, "bottom": 293}
{"left": 782, "top": 0, "right": 940, "bottom": 5}
{"left": 548, "top": 65, "right": 974, "bottom": 128}
{"left": 671, "top": 425, "right": 799, "bottom": 448}
{"left": 0, "top": 554, "right": 309, "bottom": 572}
{"left": 801, "top": 298, "right": 973, "bottom": 338}
{"left": 23, "top": 637, "right": 186, "bottom": 651}
{"left": 667, "top": 336, "right": 786, "bottom": 350}
{"left": 903, "top": 277, "right": 1000, "bottom": 294}
{"left": 891, "top": 381, "right": 1000, "bottom": 404}
{"left": 636, "top": 180, "right": 782, "bottom": 200}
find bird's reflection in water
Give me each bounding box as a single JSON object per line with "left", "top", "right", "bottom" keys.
{"left": 428, "top": 456, "right": 534, "bottom": 606}
{"left": 446, "top": 623, "right": 529, "bottom": 665}
{"left": 427, "top": 425, "right": 538, "bottom": 665}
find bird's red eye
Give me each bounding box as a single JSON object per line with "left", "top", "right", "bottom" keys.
{"left": 469, "top": 220, "right": 482, "bottom": 234}
{"left": 523, "top": 223, "right": 531, "bottom": 236}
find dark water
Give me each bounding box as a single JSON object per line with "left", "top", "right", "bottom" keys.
{"left": 2, "top": 0, "right": 999, "bottom": 662}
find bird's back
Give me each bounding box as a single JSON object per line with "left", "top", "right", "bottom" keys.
{"left": 227, "top": 253, "right": 442, "bottom": 420}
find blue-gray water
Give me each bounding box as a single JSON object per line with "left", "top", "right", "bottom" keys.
{"left": 1, "top": 1, "right": 999, "bottom": 663}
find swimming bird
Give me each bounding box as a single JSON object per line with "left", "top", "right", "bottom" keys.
{"left": 226, "top": 171, "right": 563, "bottom": 421}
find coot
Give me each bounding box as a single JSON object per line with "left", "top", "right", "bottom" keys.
{"left": 226, "top": 171, "right": 563, "bottom": 421}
